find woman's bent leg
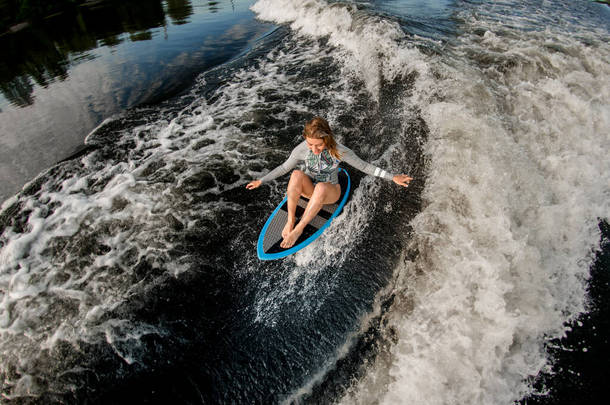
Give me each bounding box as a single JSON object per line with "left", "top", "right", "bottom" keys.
{"left": 280, "top": 182, "right": 340, "bottom": 249}
{"left": 283, "top": 170, "right": 314, "bottom": 239}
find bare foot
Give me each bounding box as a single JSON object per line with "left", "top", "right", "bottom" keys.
{"left": 280, "top": 227, "right": 303, "bottom": 249}
{"left": 282, "top": 219, "right": 295, "bottom": 239}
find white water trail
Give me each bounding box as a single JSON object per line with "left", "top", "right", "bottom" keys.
{"left": 349, "top": 13, "right": 609, "bottom": 405}
{"left": 252, "top": 0, "right": 427, "bottom": 99}
{"left": 0, "top": 13, "right": 372, "bottom": 398}
{"left": 251, "top": 0, "right": 610, "bottom": 404}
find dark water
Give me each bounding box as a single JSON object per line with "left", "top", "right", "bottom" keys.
{"left": 522, "top": 221, "right": 609, "bottom": 405}
{"left": 0, "top": 0, "right": 609, "bottom": 404}
{"left": 0, "top": 0, "right": 273, "bottom": 202}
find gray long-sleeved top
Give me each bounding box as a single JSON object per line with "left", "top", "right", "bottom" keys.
{"left": 260, "top": 141, "right": 395, "bottom": 184}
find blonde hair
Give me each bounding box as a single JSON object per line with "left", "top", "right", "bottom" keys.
{"left": 303, "top": 117, "right": 341, "bottom": 159}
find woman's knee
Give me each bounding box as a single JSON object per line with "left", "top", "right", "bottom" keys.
{"left": 290, "top": 170, "right": 307, "bottom": 180}
{"left": 311, "top": 183, "right": 330, "bottom": 200}
{"left": 288, "top": 170, "right": 313, "bottom": 195}
{"left": 311, "top": 183, "right": 339, "bottom": 204}
{"left": 288, "top": 170, "right": 304, "bottom": 184}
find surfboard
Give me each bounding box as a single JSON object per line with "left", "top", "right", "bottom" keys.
{"left": 257, "top": 168, "right": 351, "bottom": 260}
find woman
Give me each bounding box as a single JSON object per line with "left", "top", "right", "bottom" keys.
{"left": 246, "top": 117, "right": 412, "bottom": 249}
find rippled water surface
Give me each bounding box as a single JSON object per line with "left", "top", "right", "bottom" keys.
{"left": 0, "top": 0, "right": 608, "bottom": 404}
{"left": 0, "top": 0, "right": 272, "bottom": 202}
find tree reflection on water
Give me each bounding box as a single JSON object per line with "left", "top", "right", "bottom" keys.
{"left": 0, "top": 0, "right": 225, "bottom": 107}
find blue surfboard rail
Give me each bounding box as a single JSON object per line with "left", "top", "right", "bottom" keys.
{"left": 257, "top": 168, "right": 351, "bottom": 260}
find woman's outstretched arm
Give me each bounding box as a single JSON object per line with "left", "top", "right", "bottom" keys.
{"left": 340, "top": 145, "right": 412, "bottom": 187}
{"left": 246, "top": 141, "right": 308, "bottom": 189}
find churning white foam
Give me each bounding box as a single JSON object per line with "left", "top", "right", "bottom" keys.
{"left": 0, "top": 17, "right": 378, "bottom": 398}
{"left": 252, "top": 0, "right": 428, "bottom": 98}
{"left": 252, "top": 0, "right": 609, "bottom": 404}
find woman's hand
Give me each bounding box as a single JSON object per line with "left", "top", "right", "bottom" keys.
{"left": 246, "top": 180, "right": 262, "bottom": 190}
{"left": 392, "top": 174, "right": 413, "bottom": 188}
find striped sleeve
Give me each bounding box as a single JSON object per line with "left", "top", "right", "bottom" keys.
{"left": 339, "top": 145, "right": 395, "bottom": 181}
